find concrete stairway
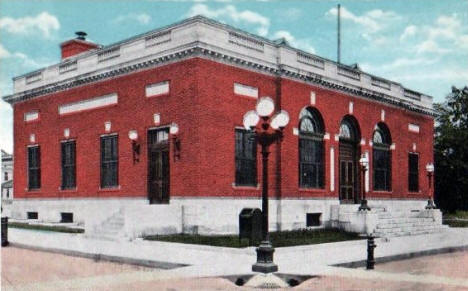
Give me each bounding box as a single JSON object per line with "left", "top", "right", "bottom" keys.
{"left": 372, "top": 207, "right": 448, "bottom": 237}
{"left": 87, "top": 208, "right": 126, "bottom": 240}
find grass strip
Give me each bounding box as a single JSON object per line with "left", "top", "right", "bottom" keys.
{"left": 144, "top": 228, "right": 360, "bottom": 248}
{"left": 8, "top": 222, "right": 84, "bottom": 233}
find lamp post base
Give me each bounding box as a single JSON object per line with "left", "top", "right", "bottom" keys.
{"left": 359, "top": 199, "right": 371, "bottom": 211}
{"left": 252, "top": 240, "right": 278, "bottom": 273}
{"left": 425, "top": 199, "right": 436, "bottom": 209}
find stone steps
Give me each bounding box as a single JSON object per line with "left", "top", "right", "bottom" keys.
{"left": 373, "top": 208, "right": 446, "bottom": 238}
{"left": 88, "top": 209, "right": 125, "bottom": 240}
{"left": 374, "top": 225, "right": 448, "bottom": 237}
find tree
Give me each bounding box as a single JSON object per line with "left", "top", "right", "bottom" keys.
{"left": 434, "top": 86, "right": 468, "bottom": 212}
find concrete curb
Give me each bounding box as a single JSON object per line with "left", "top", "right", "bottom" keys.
{"left": 334, "top": 245, "right": 468, "bottom": 268}
{"left": 10, "top": 242, "right": 188, "bottom": 270}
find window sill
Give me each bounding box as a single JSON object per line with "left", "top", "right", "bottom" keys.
{"left": 26, "top": 189, "right": 41, "bottom": 193}
{"left": 298, "top": 188, "right": 326, "bottom": 192}
{"left": 60, "top": 188, "right": 77, "bottom": 192}
{"left": 408, "top": 191, "right": 421, "bottom": 194}
{"left": 372, "top": 190, "right": 393, "bottom": 194}
{"left": 232, "top": 183, "right": 260, "bottom": 190}
{"left": 98, "top": 186, "right": 121, "bottom": 192}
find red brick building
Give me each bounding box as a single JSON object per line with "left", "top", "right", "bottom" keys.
{"left": 3, "top": 16, "right": 443, "bottom": 238}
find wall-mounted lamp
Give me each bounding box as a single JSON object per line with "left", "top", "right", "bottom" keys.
{"left": 128, "top": 130, "right": 140, "bottom": 164}
{"left": 170, "top": 123, "right": 181, "bottom": 161}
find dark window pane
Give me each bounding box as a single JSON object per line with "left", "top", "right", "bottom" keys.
{"left": 61, "top": 141, "right": 76, "bottom": 189}
{"left": 299, "top": 138, "right": 324, "bottom": 188}
{"left": 101, "top": 135, "right": 118, "bottom": 188}
{"left": 373, "top": 148, "right": 391, "bottom": 191}
{"left": 28, "top": 146, "right": 41, "bottom": 190}
{"left": 408, "top": 153, "right": 419, "bottom": 192}
{"left": 235, "top": 129, "right": 257, "bottom": 186}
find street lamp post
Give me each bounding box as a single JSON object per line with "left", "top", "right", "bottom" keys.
{"left": 243, "top": 97, "right": 289, "bottom": 274}
{"left": 358, "top": 154, "right": 371, "bottom": 211}
{"left": 425, "top": 163, "right": 436, "bottom": 209}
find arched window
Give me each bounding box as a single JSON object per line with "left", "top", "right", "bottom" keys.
{"left": 373, "top": 123, "right": 391, "bottom": 191}
{"left": 339, "top": 119, "right": 359, "bottom": 142}
{"left": 299, "top": 107, "right": 324, "bottom": 188}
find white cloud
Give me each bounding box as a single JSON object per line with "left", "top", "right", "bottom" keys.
{"left": 282, "top": 7, "right": 302, "bottom": 20}
{"left": 392, "top": 68, "right": 468, "bottom": 82}
{"left": 0, "top": 97, "right": 13, "bottom": 153}
{"left": 0, "top": 44, "right": 11, "bottom": 59}
{"left": 272, "top": 30, "right": 315, "bottom": 53}
{"left": 0, "top": 12, "right": 60, "bottom": 38}
{"left": 114, "top": 13, "right": 152, "bottom": 25}
{"left": 327, "top": 6, "right": 400, "bottom": 34}
{"left": 187, "top": 4, "right": 270, "bottom": 36}
{"left": 361, "top": 57, "right": 438, "bottom": 73}
{"left": 416, "top": 40, "right": 450, "bottom": 54}
{"left": 457, "top": 35, "right": 468, "bottom": 50}
{"left": 272, "top": 30, "right": 294, "bottom": 43}
{"left": 400, "top": 25, "right": 418, "bottom": 41}
{"left": 405, "top": 13, "right": 468, "bottom": 55}
{"left": 0, "top": 44, "right": 52, "bottom": 70}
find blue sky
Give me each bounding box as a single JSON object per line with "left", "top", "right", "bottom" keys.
{"left": 1, "top": 0, "right": 467, "bottom": 152}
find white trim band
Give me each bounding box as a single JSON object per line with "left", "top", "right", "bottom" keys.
{"left": 59, "top": 93, "right": 118, "bottom": 115}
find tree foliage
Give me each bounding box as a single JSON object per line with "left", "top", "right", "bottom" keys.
{"left": 434, "top": 86, "right": 468, "bottom": 212}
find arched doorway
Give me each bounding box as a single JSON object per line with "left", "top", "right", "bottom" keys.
{"left": 339, "top": 116, "right": 361, "bottom": 203}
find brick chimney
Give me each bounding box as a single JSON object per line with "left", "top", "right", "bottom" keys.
{"left": 60, "top": 32, "right": 100, "bottom": 59}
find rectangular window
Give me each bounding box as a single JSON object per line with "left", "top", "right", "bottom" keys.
{"left": 373, "top": 149, "right": 391, "bottom": 191}
{"left": 60, "top": 212, "right": 74, "bottom": 223}
{"left": 61, "top": 141, "right": 76, "bottom": 189}
{"left": 4, "top": 172, "right": 8, "bottom": 181}
{"left": 306, "top": 213, "right": 322, "bottom": 227}
{"left": 299, "top": 138, "right": 324, "bottom": 188}
{"left": 235, "top": 129, "right": 257, "bottom": 186}
{"left": 101, "top": 135, "right": 118, "bottom": 188}
{"left": 27, "top": 212, "right": 38, "bottom": 219}
{"left": 28, "top": 146, "right": 41, "bottom": 190}
{"left": 408, "top": 153, "right": 419, "bottom": 192}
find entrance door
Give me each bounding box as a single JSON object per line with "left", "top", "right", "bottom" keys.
{"left": 339, "top": 142, "right": 359, "bottom": 203}
{"left": 148, "top": 129, "right": 170, "bottom": 204}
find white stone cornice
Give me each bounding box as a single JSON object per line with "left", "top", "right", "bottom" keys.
{"left": 2, "top": 16, "right": 436, "bottom": 116}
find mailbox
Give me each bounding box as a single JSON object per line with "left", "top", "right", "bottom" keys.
{"left": 239, "top": 208, "right": 262, "bottom": 246}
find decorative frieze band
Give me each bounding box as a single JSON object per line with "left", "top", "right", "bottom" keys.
{"left": 145, "top": 30, "right": 171, "bottom": 47}
{"left": 59, "top": 93, "right": 117, "bottom": 115}
{"left": 337, "top": 65, "right": 360, "bottom": 81}
{"left": 297, "top": 52, "right": 325, "bottom": 69}
{"left": 24, "top": 111, "right": 39, "bottom": 122}
{"left": 229, "top": 31, "right": 264, "bottom": 52}
{"left": 25, "top": 72, "right": 42, "bottom": 84}
{"left": 59, "top": 61, "right": 78, "bottom": 74}
{"left": 98, "top": 47, "right": 120, "bottom": 62}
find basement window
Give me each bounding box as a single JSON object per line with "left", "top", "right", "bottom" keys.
{"left": 27, "top": 212, "right": 38, "bottom": 220}
{"left": 61, "top": 212, "right": 74, "bottom": 223}
{"left": 306, "top": 213, "right": 321, "bottom": 227}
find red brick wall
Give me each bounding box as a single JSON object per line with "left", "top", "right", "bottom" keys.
{"left": 13, "top": 58, "right": 434, "bottom": 200}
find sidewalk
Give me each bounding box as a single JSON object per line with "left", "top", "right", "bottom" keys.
{"left": 7, "top": 227, "right": 468, "bottom": 279}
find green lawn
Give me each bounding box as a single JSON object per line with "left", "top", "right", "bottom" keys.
{"left": 8, "top": 222, "right": 84, "bottom": 233}
{"left": 144, "top": 229, "right": 361, "bottom": 248}
{"left": 444, "top": 210, "right": 468, "bottom": 220}
{"left": 443, "top": 211, "right": 468, "bottom": 227}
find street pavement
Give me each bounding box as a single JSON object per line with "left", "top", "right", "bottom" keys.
{"left": 2, "top": 227, "right": 468, "bottom": 290}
